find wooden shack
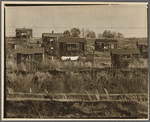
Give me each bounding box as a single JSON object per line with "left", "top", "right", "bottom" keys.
{"left": 16, "top": 47, "right": 45, "bottom": 70}
{"left": 95, "top": 39, "right": 118, "bottom": 52}
{"left": 110, "top": 48, "right": 140, "bottom": 68}
{"left": 58, "top": 38, "right": 86, "bottom": 56}
{"left": 42, "top": 32, "right": 64, "bottom": 41}
{"left": 136, "top": 42, "right": 148, "bottom": 54}
{"left": 16, "top": 27, "right": 33, "bottom": 38}
{"left": 42, "top": 32, "right": 64, "bottom": 55}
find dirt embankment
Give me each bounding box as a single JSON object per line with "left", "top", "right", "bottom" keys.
{"left": 6, "top": 100, "right": 148, "bottom": 118}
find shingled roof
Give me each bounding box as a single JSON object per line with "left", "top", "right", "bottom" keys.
{"left": 86, "top": 38, "right": 96, "bottom": 42}
{"left": 16, "top": 47, "right": 45, "bottom": 54}
{"left": 58, "top": 38, "right": 86, "bottom": 43}
{"left": 137, "top": 42, "right": 148, "bottom": 45}
{"left": 95, "top": 39, "right": 118, "bottom": 43}
{"left": 42, "top": 33, "right": 64, "bottom": 38}
{"left": 111, "top": 48, "right": 140, "bottom": 55}
{"left": 16, "top": 28, "right": 33, "bottom": 31}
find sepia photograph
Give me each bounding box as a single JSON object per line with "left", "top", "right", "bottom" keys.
{"left": 2, "top": 2, "right": 148, "bottom": 120}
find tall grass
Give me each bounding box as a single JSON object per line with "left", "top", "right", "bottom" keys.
{"left": 6, "top": 68, "right": 148, "bottom": 94}
{"left": 128, "top": 58, "right": 148, "bottom": 68}
{"left": 6, "top": 57, "right": 147, "bottom": 72}
{"left": 6, "top": 60, "right": 18, "bottom": 71}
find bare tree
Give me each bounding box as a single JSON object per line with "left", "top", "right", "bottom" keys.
{"left": 81, "top": 28, "right": 85, "bottom": 38}
{"left": 97, "top": 33, "right": 102, "bottom": 38}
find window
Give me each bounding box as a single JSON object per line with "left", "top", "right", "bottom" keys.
{"left": 67, "top": 45, "right": 71, "bottom": 50}
{"left": 111, "top": 44, "right": 114, "bottom": 49}
{"left": 97, "top": 43, "right": 102, "bottom": 48}
{"left": 99, "top": 45, "right": 102, "bottom": 48}
{"left": 104, "top": 44, "right": 108, "bottom": 49}
{"left": 66, "top": 43, "right": 79, "bottom": 51}
{"left": 71, "top": 44, "right": 76, "bottom": 50}
{"left": 47, "top": 38, "right": 50, "bottom": 42}
{"left": 76, "top": 43, "right": 79, "bottom": 48}
{"left": 122, "top": 55, "right": 131, "bottom": 58}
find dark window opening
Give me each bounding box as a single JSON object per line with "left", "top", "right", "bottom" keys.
{"left": 122, "top": 55, "right": 131, "bottom": 58}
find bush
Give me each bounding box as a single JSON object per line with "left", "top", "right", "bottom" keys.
{"left": 40, "top": 77, "right": 65, "bottom": 93}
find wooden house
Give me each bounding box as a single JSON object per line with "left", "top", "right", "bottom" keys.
{"left": 136, "top": 42, "right": 148, "bottom": 54}
{"left": 42, "top": 32, "right": 64, "bottom": 55}
{"left": 42, "top": 32, "right": 64, "bottom": 41}
{"left": 95, "top": 39, "right": 118, "bottom": 52}
{"left": 16, "top": 27, "right": 33, "bottom": 38}
{"left": 16, "top": 47, "right": 45, "bottom": 70}
{"left": 57, "top": 38, "right": 86, "bottom": 56}
{"left": 110, "top": 48, "right": 140, "bottom": 68}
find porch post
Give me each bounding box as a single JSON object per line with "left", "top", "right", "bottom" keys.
{"left": 42, "top": 53, "right": 44, "bottom": 62}
{"left": 32, "top": 54, "right": 34, "bottom": 71}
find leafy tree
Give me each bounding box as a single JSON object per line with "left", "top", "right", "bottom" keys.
{"left": 108, "top": 33, "right": 114, "bottom": 38}
{"left": 85, "top": 31, "right": 96, "bottom": 38}
{"left": 102, "top": 30, "right": 123, "bottom": 38}
{"left": 64, "top": 30, "right": 70, "bottom": 37}
{"left": 116, "top": 32, "right": 124, "bottom": 38}
{"left": 70, "top": 28, "right": 81, "bottom": 37}
{"left": 102, "top": 30, "right": 113, "bottom": 38}
{"left": 102, "top": 30, "right": 108, "bottom": 38}
{"left": 112, "top": 31, "right": 116, "bottom": 38}
{"left": 107, "top": 30, "right": 111, "bottom": 37}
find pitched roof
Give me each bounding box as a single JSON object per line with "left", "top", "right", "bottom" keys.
{"left": 86, "top": 38, "right": 96, "bottom": 42}
{"left": 16, "top": 28, "right": 33, "bottom": 31}
{"left": 95, "top": 39, "right": 118, "bottom": 43}
{"left": 111, "top": 48, "right": 140, "bottom": 55}
{"left": 26, "top": 44, "right": 41, "bottom": 48}
{"left": 42, "top": 33, "right": 64, "bottom": 38}
{"left": 66, "top": 42, "right": 79, "bottom": 44}
{"left": 137, "top": 42, "right": 148, "bottom": 45}
{"left": 16, "top": 47, "right": 45, "bottom": 54}
{"left": 58, "top": 38, "right": 86, "bottom": 43}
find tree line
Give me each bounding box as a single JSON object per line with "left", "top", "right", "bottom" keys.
{"left": 63, "top": 28, "right": 124, "bottom": 38}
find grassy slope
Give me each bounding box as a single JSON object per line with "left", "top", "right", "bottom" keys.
{"left": 5, "top": 37, "right": 148, "bottom": 94}
{"left": 5, "top": 37, "right": 148, "bottom": 118}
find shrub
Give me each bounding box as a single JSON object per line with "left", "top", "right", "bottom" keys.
{"left": 65, "top": 72, "right": 84, "bottom": 93}
{"left": 40, "top": 76, "right": 65, "bottom": 93}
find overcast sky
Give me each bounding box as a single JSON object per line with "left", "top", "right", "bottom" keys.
{"left": 5, "top": 4, "right": 147, "bottom": 37}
